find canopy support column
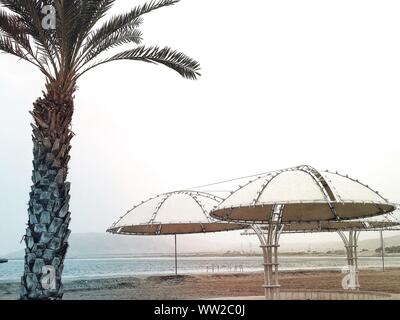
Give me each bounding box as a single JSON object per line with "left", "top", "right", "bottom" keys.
{"left": 337, "top": 230, "right": 360, "bottom": 290}
{"left": 252, "top": 205, "right": 284, "bottom": 300}
{"left": 380, "top": 230, "right": 385, "bottom": 272}
{"left": 174, "top": 234, "right": 178, "bottom": 276}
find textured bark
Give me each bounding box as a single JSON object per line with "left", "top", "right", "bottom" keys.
{"left": 20, "top": 89, "right": 74, "bottom": 300}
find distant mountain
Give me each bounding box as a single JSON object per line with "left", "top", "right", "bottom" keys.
{"left": 5, "top": 233, "right": 175, "bottom": 259}
{"left": 280, "top": 234, "right": 400, "bottom": 252}
{"left": 358, "top": 234, "right": 400, "bottom": 250}
{"left": 5, "top": 232, "right": 400, "bottom": 259}
{"left": 5, "top": 232, "right": 244, "bottom": 259}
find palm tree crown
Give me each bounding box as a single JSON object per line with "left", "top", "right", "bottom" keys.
{"left": 0, "top": 0, "right": 200, "bottom": 94}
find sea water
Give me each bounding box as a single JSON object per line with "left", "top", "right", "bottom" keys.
{"left": 1, "top": 255, "right": 400, "bottom": 282}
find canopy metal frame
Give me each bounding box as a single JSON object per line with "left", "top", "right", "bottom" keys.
{"left": 111, "top": 190, "right": 224, "bottom": 230}
{"left": 107, "top": 190, "right": 246, "bottom": 276}
{"left": 211, "top": 165, "right": 396, "bottom": 223}
{"left": 218, "top": 165, "right": 389, "bottom": 209}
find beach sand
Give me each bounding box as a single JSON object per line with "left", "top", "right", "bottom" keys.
{"left": 1, "top": 268, "right": 400, "bottom": 300}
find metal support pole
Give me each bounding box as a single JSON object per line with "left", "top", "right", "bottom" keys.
{"left": 353, "top": 231, "right": 360, "bottom": 290}
{"left": 380, "top": 230, "right": 385, "bottom": 272}
{"left": 252, "top": 205, "right": 284, "bottom": 300}
{"left": 337, "top": 230, "right": 360, "bottom": 290}
{"left": 174, "top": 234, "right": 178, "bottom": 276}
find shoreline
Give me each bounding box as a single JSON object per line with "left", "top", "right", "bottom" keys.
{"left": 0, "top": 265, "right": 394, "bottom": 284}
{"left": 2, "top": 268, "right": 400, "bottom": 300}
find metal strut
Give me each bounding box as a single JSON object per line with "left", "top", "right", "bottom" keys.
{"left": 252, "top": 204, "right": 284, "bottom": 300}
{"left": 337, "top": 230, "right": 360, "bottom": 290}
{"left": 174, "top": 234, "right": 178, "bottom": 276}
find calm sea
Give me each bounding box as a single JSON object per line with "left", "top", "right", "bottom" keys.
{"left": 1, "top": 255, "right": 400, "bottom": 282}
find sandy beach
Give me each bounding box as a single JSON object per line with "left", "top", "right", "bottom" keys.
{"left": 1, "top": 268, "right": 400, "bottom": 300}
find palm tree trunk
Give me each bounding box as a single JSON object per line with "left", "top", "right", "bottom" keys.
{"left": 20, "top": 89, "right": 74, "bottom": 300}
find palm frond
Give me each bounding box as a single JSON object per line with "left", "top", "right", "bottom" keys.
{"left": 81, "top": 0, "right": 178, "bottom": 57}
{"left": 83, "top": 28, "right": 142, "bottom": 64}
{"left": 0, "top": 0, "right": 60, "bottom": 74}
{"left": 0, "top": 34, "right": 33, "bottom": 64}
{"left": 70, "top": 0, "right": 116, "bottom": 62}
{"left": 78, "top": 0, "right": 116, "bottom": 37}
{"left": 80, "top": 45, "right": 201, "bottom": 80}
{"left": 0, "top": 0, "right": 200, "bottom": 84}
{"left": 53, "top": 1, "right": 82, "bottom": 71}
{"left": 0, "top": 8, "right": 32, "bottom": 53}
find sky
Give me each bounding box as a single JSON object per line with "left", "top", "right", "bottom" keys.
{"left": 1, "top": 0, "right": 400, "bottom": 255}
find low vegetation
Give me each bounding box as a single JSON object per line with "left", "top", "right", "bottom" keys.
{"left": 376, "top": 246, "right": 400, "bottom": 254}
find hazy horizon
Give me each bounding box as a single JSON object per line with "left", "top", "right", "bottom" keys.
{"left": 4, "top": 231, "right": 400, "bottom": 259}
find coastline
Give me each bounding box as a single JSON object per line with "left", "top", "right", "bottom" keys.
{"left": 2, "top": 260, "right": 397, "bottom": 284}
{"left": 2, "top": 268, "right": 400, "bottom": 300}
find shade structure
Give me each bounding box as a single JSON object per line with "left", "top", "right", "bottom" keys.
{"left": 107, "top": 191, "right": 245, "bottom": 275}
{"left": 210, "top": 165, "right": 396, "bottom": 223}
{"left": 210, "top": 165, "right": 397, "bottom": 300}
{"left": 107, "top": 191, "right": 245, "bottom": 235}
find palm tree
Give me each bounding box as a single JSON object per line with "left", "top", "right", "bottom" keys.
{"left": 0, "top": 0, "right": 200, "bottom": 300}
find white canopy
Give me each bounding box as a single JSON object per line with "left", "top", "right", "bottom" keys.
{"left": 107, "top": 191, "right": 245, "bottom": 235}
{"left": 210, "top": 165, "right": 396, "bottom": 223}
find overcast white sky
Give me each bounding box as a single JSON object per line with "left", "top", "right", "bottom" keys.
{"left": 1, "top": 0, "right": 400, "bottom": 255}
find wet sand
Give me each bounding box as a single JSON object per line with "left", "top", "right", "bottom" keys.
{"left": 1, "top": 268, "right": 400, "bottom": 300}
